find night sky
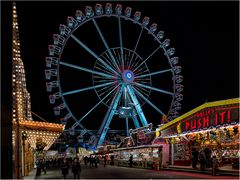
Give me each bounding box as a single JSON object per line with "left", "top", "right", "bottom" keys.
{"left": 2, "top": 1, "right": 239, "bottom": 131}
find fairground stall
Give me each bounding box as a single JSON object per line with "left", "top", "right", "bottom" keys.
{"left": 157, "top": 98, "right": 239, "bottom": 169}
{"left": 111, "top": 124, "right": 165, "bottom": 170}
{"left": 12, "top": 120, "right": 64, "bottom": 178}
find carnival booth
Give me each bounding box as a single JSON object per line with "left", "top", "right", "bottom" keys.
{"left": 112, "top": 123, "right": 164, "bottom": 170}
{"left": 113, "top": 145, "right": 162, "bottom": 169}
{"left": 157, "top": 98, "right": 239, "bottom": 169}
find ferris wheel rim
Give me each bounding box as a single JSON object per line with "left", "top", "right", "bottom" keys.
{"left": 45, "top": 3, "right": 183, "bottom": 141}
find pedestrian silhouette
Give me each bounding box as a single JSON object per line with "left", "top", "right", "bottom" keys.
{"left": 103, "top": 155, "right": 107, "bottom": 167}
{"left": 129, "top": 154, "right": 133, "bottom": 168}
{"left": 61, "top": 159, "right": 70, "bottom": 179}
{"left": 72, "top": 158, "right": 81, "bottom": 179}
{"left": 199, "top": 149, "right": 207, "bottom": 171}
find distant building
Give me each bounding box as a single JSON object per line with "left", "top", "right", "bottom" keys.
{"left": 12, "top": 2, "right": 32, "bottom": 122}
{"left": 11, "top": 3, "right": 64, "bottom": 179}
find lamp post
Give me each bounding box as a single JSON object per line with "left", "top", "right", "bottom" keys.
{"left": 22, "top": 131, "right": 27, "bottom": 176}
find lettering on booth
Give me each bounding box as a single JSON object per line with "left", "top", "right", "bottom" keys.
{"left": 184, "top": 106, "right": 238, "bottom": 131}
{"left": 160, "top": 104, "right": 239, "bottom": 137}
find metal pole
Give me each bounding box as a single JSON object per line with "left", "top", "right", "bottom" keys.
{"left": 22, "top": 139, "right": 25, "bottom": 176}
{"left": 16, "top": 121, "right": 21, "bottom": 179}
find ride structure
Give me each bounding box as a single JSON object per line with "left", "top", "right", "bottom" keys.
{"left": 45, "top": 3, "right": 183, "bottom": 149}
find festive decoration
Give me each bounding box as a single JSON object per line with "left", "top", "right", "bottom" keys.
{"left": 177, "top": 123, "right": 182, "bottom": 134}
{"left": 12, "top": 2, "right": 32, "bottom": 123}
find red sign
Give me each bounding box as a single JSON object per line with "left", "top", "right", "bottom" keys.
{"left": 161, "top": 103, "right": 239, "bottom": 136}
{"left": 183, "top": 106, "right": 238, "bottom": 131}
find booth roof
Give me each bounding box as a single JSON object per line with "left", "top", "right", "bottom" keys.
{"left": 159, "top": 98, "right": 240, "bottom": 131}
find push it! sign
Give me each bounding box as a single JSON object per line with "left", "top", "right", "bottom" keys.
{"left": 161, "top": 101, "right": 239, "bottom": 136}
{"left": 182, "top": 104, "right": 239, "bottom": 132}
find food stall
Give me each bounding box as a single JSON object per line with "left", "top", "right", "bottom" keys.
{"left": 113, "top": 145, "right": 162, "bottom": 169}
{"left": 157, "top": 98, "right": 239, "bottom": 168}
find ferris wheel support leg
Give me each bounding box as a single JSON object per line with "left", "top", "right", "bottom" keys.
{"left": 131, "top": 114, "right": 141, "bottom": 129}
{"left": 125, "top": 117, "right": 129, "bottom": 137}
{"left": 127, "top": 85, "right": 148, "bottom": 127}
{"left": 95, "top": 85, "right": 124, "bottom": 147}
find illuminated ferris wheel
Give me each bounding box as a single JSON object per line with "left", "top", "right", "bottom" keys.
{"left": 45, "top": 3, "right": 183, "bottom": 147}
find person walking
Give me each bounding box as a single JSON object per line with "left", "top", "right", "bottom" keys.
{"left": 72, "top": 158, "right": 81, "bottom": 179}
{"left": 89, "top": 155, "right": 94, "bottom": 167}
{"left": 94, "top": 156, "right": 99, "bottom": 168}
{"left": 129, "top": 154, "right": 133, "bottom": 168}
{"left": 199, "top": 149, "right": 207, "bottom": 171}
{"left": 83, "top": 156, "right": 88, "bottom": 165}
{"left": 42, "top": 159, "right": 47, "bottom": 174}
{"left": 110, "top": 155, "right": 114, "bottom": 166}
{"left": 212, "top": 155, "right": 219, "bottom": 175}
{"left": 61, "top": 159, "right": 70, "bottom": 179}
{"left": 103, "top": 155, "right": 107, "bottom": 167}
{"left": 36, "top": 159, "right": 42, "bottom": 176}
{"left": 191, "top": 148, "right": 199, "bottom": 169}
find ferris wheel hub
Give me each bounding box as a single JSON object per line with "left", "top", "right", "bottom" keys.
{"left": 122, "top": 70, "right": 134, "bottom": 83}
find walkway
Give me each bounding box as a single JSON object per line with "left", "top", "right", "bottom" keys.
{"left": 24, "top": 163, "right": 239, "bottom": 179}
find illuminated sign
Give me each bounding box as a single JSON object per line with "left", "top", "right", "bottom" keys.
{"left": 161, "top": 103, "right": 239, "bottom": 136}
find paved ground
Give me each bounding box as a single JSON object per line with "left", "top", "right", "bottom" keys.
{"left": 26, "top": 163, "right": 239, "bottom": 179}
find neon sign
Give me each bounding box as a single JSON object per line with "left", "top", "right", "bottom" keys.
{"left": 184, "top": 107, "right": 235, "bottom": 131}
{"left": 161, "top": 103, "right": 239, "bottom": 136}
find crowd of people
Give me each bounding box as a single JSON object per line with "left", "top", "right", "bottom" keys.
{"left": 35, "top": 154, "right": 115, "bottom": 179}
{"left": 36, "top": 156, "right": 82, "bottom": 179}
{"left": 35, "top": 148, "right": 221, "bottom": 178}
{"left": 191, "top": 147, "right": 219, "bottom": 175}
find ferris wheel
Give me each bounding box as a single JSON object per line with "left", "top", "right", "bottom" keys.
{"left": 45, "top": 3, "right": 183, "bottom": 147}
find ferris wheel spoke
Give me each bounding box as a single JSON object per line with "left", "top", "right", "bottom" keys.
{"left": 134, "top": 68, "right": 149, "bottom": 76}
{"left": 95, "top": 63, "right": 114, "bottom": 75}
{"left": 101, "top": 55, "right": 118, "bottom": 72}
{"left": 128, "top": 27, "right": 143, "bottom": 68}
{"left": 133, "top": 90, "right": 145, "bottom": 105}
{"left": 126, "top": 50, "right": 131, "bottom": 68}
{"left": 129, "top": 56, "right": 141, "bottom": 71}
{"left": 129, "top": 54, "right": 139, "bottom": 70}
{"left": 135, "top": 82, "right": 174, "bottom": 96}
{"left": 135, "top": 68, "right": 172, "bottom": 79}
{"left": 62, "top": 82, "right": 115, "bottom": 96}
{"left": 112, "top": 49, "right": 121, "bottom": 69}
{"left": 116, "top": 49, "right": 122, "bottom": 68}
{"left": 97, "top": 84, "right": 116, "bottom": 97}
{"left": 134, "top": 85, "right": 150, "bottom": 98}
{"left": 92, "top": 19, "right": 121, "bottom": 72}
{"left": 118, "top": 17, "right": 124, "bottom": 70}
{"left": 124, "top": 50, "right": 128, "bottom": 69}
{"left": 105, "top": 87, "right": 118, "bottom": 105}
{"left": 133, "top": 87, "right": 150, "bottom": 105}
{"left": 133, "top": 87, "right": 166, "bottom": 116}
{"left": 93, "top": 75, "right": 115, "bottom": 80}
{"left": 133, "top": 46, "right": 161, "bottom": 73}
{"left": 93, "top": 79, "right": 114, "bottom": 84}
{"left": 71, "top": 84, "right": 120, "bottom": 127}
{"left": 60, "top": 61, "right": 115, "bottom": 79}
{"left": 93, "top": 75, "right": 116, "bottom": 83}
{"left": 135, "top": 78, "right": 151, "bottom": 83}
{"left": 98, "top": 84, "right": 115, "bottom": 97}
{"left": 70, "top": 34, "right": 117, "bottom": 75}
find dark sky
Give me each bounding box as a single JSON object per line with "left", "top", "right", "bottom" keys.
{"left": 2, "top": 1, "right": 239, "bottom": 131}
